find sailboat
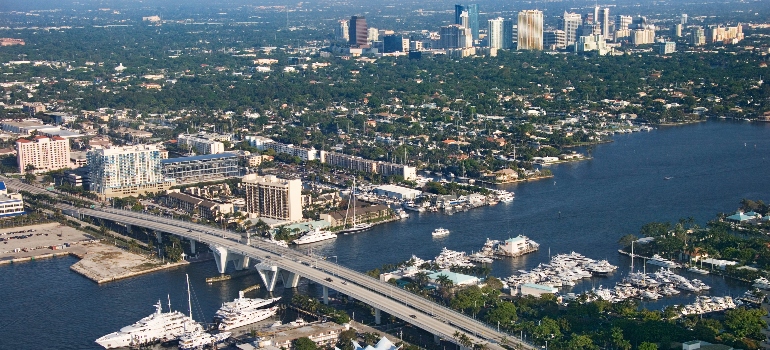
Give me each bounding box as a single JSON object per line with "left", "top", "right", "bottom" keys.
{"left": 339, "top": 178, "right": 373, "bottom": 234}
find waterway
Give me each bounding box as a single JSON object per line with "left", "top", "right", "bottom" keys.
{"left": 1, "top": 120, "right": 768, "bottom": 349}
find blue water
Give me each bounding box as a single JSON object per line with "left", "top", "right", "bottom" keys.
{"left": 1, "top": 120, "right": 768, "bottom": 349}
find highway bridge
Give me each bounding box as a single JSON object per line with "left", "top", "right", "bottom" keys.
{"left": 7, "top": 179, "right": 535, "bottom": 350}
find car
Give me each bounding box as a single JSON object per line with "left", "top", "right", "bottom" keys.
{"left": 341, "top": 281, "right": 347, "bottom": 285}
{"left": 325, "top": 278, "right": 333, "bottom": 282}
{"left": 409, "top": 315, "right": 417, "bottom": 319}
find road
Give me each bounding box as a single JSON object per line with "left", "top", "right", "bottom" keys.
{"left": 6, "top": 179, "right": 535, "bottom": 350}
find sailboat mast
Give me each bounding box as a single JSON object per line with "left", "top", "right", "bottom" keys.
{"left": 352, "top": 178, "right": 356, "bottom": 226}
{"left": 186, "top": 274, "right": 192, "bottom": 319}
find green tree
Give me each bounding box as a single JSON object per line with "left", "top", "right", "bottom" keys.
{"left": 484, "top": 301, "right": 517, "bottom": 326}
{"left": 294, "top": 337, "right": 318, "bottom": 350}
{"left": 724, "top": 307, "right": 767, "bottom": 339}
{"left": 568, "top": 334, "right": 598, "bottom": 350}
{"left": 638, "top": 342, "right": 658, "bottom": 350}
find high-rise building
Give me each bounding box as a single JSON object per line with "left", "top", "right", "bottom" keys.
{"left": 616, "top": 15, "right": 632, "bottom": 30}
{"left": 593, "top": 5, "right": 600, "bottom": 25}
{"left": 657, "top": 41, "right": 676, "bottom": 54}
{"left": 16, "top": 135, "right": 70, "bottom": 173}
{"left": 335, "top": 20, "right": 349, "bottom": 42}
{"left": 681, "top": 14, "right": 688, "bottom": 25}
{"left": 517, "top": 10, "right": 543, "bottom": 50}
{"left": 488, "top": 17, "right": 514, "bottom": 49}
{"left": 674, "top": 24, "right": 683, "bottom": 37}
{"left": 600, "top": 8, "right": 610, "bottom": 38}
{"left": 691, "top": 27, "right": 706, "bottom": 46}
{"left": 367, "top": 27, "right": 379, "bottom": 42}
{"left": 88, "top": 145, "right": 172, "bottom": 198}
{"left": 348, "top": 16, "right": 368, "bottom": 48}
{"left": 575, "top": 34, "right": 609, "bottom": 55}
{"left": 630, "top": 16, "right": 656, "bottom": 45}
{"left": 439, "top": 24, "right": 471, "bottom": 49}
{"left": 543, "top": 30, "right": 567, "bottom": 50}
{"left": 243, "top": 174, "right": 302, "bottom": 222}
{"left": 455, "top": 4, "right": 479, "bottom": 41}
{"left": 561, "top": 12, "right": 582, "bottom": 46}
{"left": 383, "top": 35, "right": 405, "bottom": 53}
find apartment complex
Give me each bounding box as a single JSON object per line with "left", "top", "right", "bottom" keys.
{"left": 163, "top": 191, "right": 233, "bottom": 220}
{"left": 87, "top": 145, "right": 173, "bottom": 198}
{"left": 16, "top": 135, "right": 70, "bottom": 173}
{"left": 177, "top": 133, "right": 225, "bottom": 155}
{"left": 488, "top": 17, "right": 514, "bottom": 49}
{"left": 242, "top": 174, "right": 302, "bottom": 222}
{"left": 161, "top": 153, "right": 240, "bottom": 185}
{"left": 517, "top": 10, "right": 543, "bottom": 50}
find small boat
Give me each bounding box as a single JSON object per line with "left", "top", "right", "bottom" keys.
{"left": 432, "top": 228, "right": 450, "bottom": 237}
{"left": 664, "top": 176, "right": 673, "bottom": 180}
{"left": 687, "top": 267, "right": 709, "bottom": 275}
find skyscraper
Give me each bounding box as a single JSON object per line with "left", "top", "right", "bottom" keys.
{"left": 517, "top": 10, "right": 543, "bottom": 50}
{"left": 600, "top": 8, "right": 610, "bottom": 38}
{"left": 681, "top": 14, "right": 688, "bottom": 25}
{"left": 455, "top": 4, "right": 479, "bottom": 41}
{"left": 336, "top": 20, "right": 349, "bottom": 42}
{"left": 488, "top": 17, "right": 514, "bottom": 49}
{"left": 593, "top": 5, "right": 600, "bottom": 24}
{"left": 561, "top": 12, "right": 582, "bottom": 46}
{"left": 439, "top": 24, "right": 472, "bottom": 49}
{"left": 348, "top": 16, "right": 368, "bottom": 48}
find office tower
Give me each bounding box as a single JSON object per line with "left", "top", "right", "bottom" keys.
{"left": 243, "top": 174, "right": 302, "bottom": 222}
{"left": 348, "top": 16, "right": 368, "bottom": 47}
{"left": 367, "top": 27, "right": 379, "bottom": 42}
{"left": 517, "top": 10, "right": 543, "bottom": 50}
{"left": 691, "top": 27, "right": 705, "bottom": 46}
{"left": 561, "top": 12, "right": 582, "bottom": 46}
{"left": 488, "top": 17, "right": 514, "bottom": 49}
{"left": 674, "top": 24, "right": 683, "bottom": 37}
{"left": 593, "top": 5, "right": 600, "bottom": 24}
{"left": 600, "top": 8, "right": 610, "bottom": 38}
{"left": 440, "top": 24, "right": 472, "bottom": 49}
{"left": 16, "top": 135, "right": 70, "bottom": 173}
{"left": 657, "top": 41, "right": 676, "bottom": 54}
{"left": 616, "top": 15, "right": 632, "bottom": 30}
{"left": 455, "top": 4, "right": 479, "bottom": 40}
{"left": 629, "top": 16, "right": 655, "bottom": 45}
{"left": 336, "top": 20, "right": 349, "bottom": 41}
{"left": 88, "top": 145, "right": 171, "bottom": 198}
{"left": 383, "top": 35, "right": 404, "bottom": 53}
{"left": 681, "top": 14, "right": 688, "bottom": 25}
{"left": 543, "top": 30, "right": 567, "bottom": 50}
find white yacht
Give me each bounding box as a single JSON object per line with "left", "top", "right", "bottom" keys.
{"left": 339, "top": 222, "right": 373, "bottom": 235}
{"left": 753, "top": 277, "right": 770, "bottom": 290}
{"left": 403, "top": 201, "right": 426, "bottom": 212}
{"left": 494, "top": 190, "right": 515, "bottom": 203}
{"left": 214, "top": 292, "right": 280, "bottom": 320}
{"left": 687, "top": 266, "right": 709, "bottom": 275}
{"left": 646, "top": 254, "right": 680, "bottom": 268}
{"left": 95, "top": 300, "right": 203, "bottom": 349}
{"left": 395, "top": 208, "right": 410, "bottom": 219}
{"left": 218, "top": 306, "right": 279, "bottom": 331}
{"left": 432, "top": 228, "right": 450, "bottom": 237}
{"left": 178, "top": 330, "right": 231, "bottom": 350}
{"left": 293, "top": 227, "right": 336, "bottom": 245}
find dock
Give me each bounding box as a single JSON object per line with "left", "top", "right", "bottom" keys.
{"left": 206, "top": 269, "right": 260, "bottom": 283}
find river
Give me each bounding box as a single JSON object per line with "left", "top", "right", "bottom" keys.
{"left": 1, "top": 120, "right": 768, "bottom": 349}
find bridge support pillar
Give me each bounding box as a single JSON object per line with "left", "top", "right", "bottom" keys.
{"left": 189, "top": 239, "right": 196, "bottom": 254}
{"left": 280, "top": 271, "right": 300, "bottom": 288}
{"left": 210, "top": 245, "right": 250, "bottom": 274}
{"left": 255, "top": 263, "right": 280, "bottom": 292}
{"left": 155, "top": 231, "right": 162, "bottom": 243}
{"left": 374, "top": 308, "right": 381, "bottom": 324}
{"left": 322, "top": 286, "right": 329, "bottom": 305}
{"left": 434, "top": 335, "right": 440, "bottom": 344}
{"left": 126, "top": 224, "right": 132, "bottom": 234}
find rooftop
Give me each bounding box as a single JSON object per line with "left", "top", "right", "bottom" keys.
{"left": 162, "top": 152, "right": 238, "bottom": 164}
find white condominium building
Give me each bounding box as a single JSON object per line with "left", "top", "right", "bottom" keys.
{"left": 16, "top": 135, "right": 70, "bottom": 173}
{"left": 87, "top": 145, "right": 173, "bottom": 198}
{"left": 242, "top": 174, "right": 302, "bottom": 222}
{"left": 517, "top": 10, "right": 543, "bottom": 50}
{"left": 178, "top": 133, "right": 225, "bottom": 155}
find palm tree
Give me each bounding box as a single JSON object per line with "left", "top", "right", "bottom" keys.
{"left": 413, "top": 271, "right": 430, "bottom": 287}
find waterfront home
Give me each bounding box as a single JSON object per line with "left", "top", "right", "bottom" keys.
{"left": 428, "top": 270, "right": 479, "bottom": 287}
{"left": 485, "top": 169, "right": 518, "bottom": 183}
{"left": 353, "top": 336, "right": 401, "bottom": 350}
{"left": 726, "top": 211, "right": 760, "bottom": 222}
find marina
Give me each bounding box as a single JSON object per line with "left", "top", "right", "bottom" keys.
{"left": 2, "top": 121, "right": 770, "bottom": 349}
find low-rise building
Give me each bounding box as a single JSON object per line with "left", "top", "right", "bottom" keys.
{"left": 319, "top": 204, "right": 391, "bottom": 228}
{"left": 161, "top": 153, "right": 240, "bottom": 185}
{"left": 428, "top": 270, "right": 480, "bottom": 287}
{"left": 263, "top": 322, "right": 348, "bottom": 349}
{"left": 519, "top": 283, "right": 557, "bottom": 297}
{"left": 163, "top": 191, "right": 233, "bottom": 220}
{"left": 177, "top": 133, "right": 226, "bottom": 155}
{"left": 0, "top": 182, "right": 24, "bottom": 217}
{"left": 373, "top": 184, "right": 422, "bottom": 200}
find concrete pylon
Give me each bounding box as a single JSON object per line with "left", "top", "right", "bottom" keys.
{"left": 434, "top": 335, "right": 441, "bottom": 344}
{"left": 254, "top": 263, "right": 280, "bottom": 292}
{"left": 374, "top": 308, "right": 381, "bottom": 324}
{"left": 155, "top": 231, "right": 162, "bottom": 243}
{"left": 279, "top": 270, "right": 300, "bottom": 288}
{"left": 189, "top": 239, "right": 196, "bottom": 254}
{"left": 210, "top": 245, "right": 250, "bottom": 274}
{"left": 322, "top": 285, "right": 329, "bottom": 305}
